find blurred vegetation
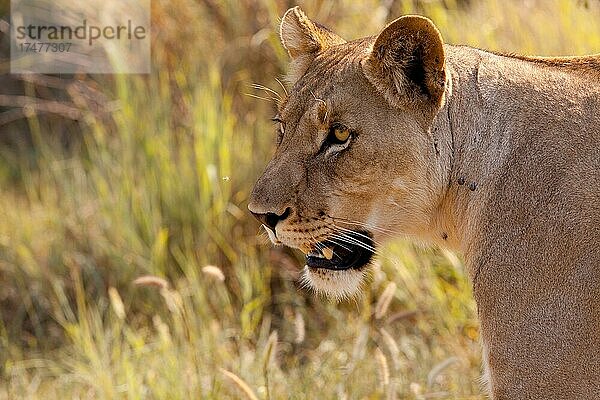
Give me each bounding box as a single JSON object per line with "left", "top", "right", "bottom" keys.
{"left": 0, "top": 0, "right": 598, "bottom": 398}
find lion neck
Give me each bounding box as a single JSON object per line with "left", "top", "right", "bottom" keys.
{"left": 425, "top": 46, "right": 487, "bottom": 260}
{"left": 427, "top": 45, "right": 575, "bottom": 270}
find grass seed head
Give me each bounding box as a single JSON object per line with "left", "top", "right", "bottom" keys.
{"left": 132, "top": 275, "right": 169, "bottom": 289}
{"left": 108, "top": 286, "right": 125, "bottom": 320}
{"left": 220, "top": 368, "right": 259, "bottom": 400}
{"left": 375, "top": 282, "right": 397, "bottom": 319}
{"left": 202, "top": 265, "right": 225, "bottom": 282}
{"left": 375, "top": 346, "right": 390, "bottom": 389}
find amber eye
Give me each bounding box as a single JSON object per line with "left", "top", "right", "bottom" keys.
{"left": 328, "top": 124, "right": 351, "bottom": 145}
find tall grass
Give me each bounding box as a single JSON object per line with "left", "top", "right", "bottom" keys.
{"left": 1, "top": 0, "right": 599, "bottom": 398}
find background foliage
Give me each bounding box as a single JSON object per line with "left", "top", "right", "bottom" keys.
{"left": 0, "top": 0, "right": 599, "bottom": 398}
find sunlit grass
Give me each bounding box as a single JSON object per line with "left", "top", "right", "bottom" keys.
{"left": 0, "top": 0, "right": 599, "bottom": 398}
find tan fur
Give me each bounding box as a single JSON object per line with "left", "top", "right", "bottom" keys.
{"left": 248, "top": 8, "right": 600, "bottom": 399}
{"left": 279, "top": 7, "right": 346, "bottom": 84}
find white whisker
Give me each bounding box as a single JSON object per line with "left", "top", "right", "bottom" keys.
{"left": 321, "top": 237, "right": 353, "bottom": 253}
{"left": 274, "top": 77, "right": 288, "bottom": 97}
{"left": 244, "top": 92, "right": 279, "bottom": 104}
{"left": 251, "top": 83, "right": 282, "bottom": 100}
{"left": 331, "top": 216, "right": 395, "bottom": 236}
{"left": 332, "top": 226, "right": 384, "bottom": 248}
{"left": 328, "top": 233, "right": 377, "bottom": 254}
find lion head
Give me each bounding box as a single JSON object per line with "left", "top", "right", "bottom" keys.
{"left": 248, "top": 7, "right": 449, "bottom": 299}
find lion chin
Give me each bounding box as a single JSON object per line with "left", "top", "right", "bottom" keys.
{"left": 300, "top": 265, "right": 371, "bottom": 302}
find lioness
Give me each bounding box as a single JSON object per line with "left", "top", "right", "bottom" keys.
{"left": 248, "top": 7, "right": 600, "bottom": 399}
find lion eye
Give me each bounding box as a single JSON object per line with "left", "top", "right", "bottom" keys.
{"left": 328, "top": 124, "right": 351, "bottom": 145}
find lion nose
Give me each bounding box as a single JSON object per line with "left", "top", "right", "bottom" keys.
{"left": 250, "top": 207, "right": 291, "bottom": 231}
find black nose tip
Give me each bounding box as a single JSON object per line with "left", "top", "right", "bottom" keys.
{"left": 251, "top": 207, "right": 291, "bottom": 231}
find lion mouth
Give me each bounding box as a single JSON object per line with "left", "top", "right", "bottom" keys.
{"left": 303, "top": 230, "right": 375, "bottom": 271}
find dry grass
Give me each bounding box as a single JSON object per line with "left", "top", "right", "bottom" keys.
{"left": 0, "top": 0, "right": 599, "bottom": 398}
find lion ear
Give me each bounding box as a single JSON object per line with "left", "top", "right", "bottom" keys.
{"left": 279, "top": 7, "right": 345, "bottom": 84}
{"left": 363, "top": 15, "right": 446, "bottom": 111}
